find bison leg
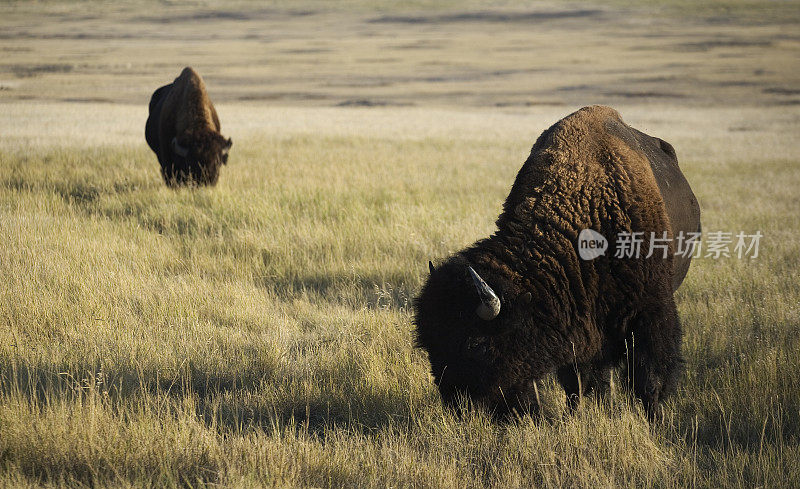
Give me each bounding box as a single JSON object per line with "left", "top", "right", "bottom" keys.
{"left": 624, "top": 300, "right": 684, "bottom": 419}
{"left": 160, "top": 156, "right": 191, "bottom": 188}
{"left": 160, "top": 164, "right": 183, "bottom": 188}
{"left": 557, "top": 362, "right": 611, "bottom": 411}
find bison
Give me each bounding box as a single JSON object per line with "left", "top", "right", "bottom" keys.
{"left": 414, "top": 105, "right": 700, "bottom": 419}
{"left": 145, "top": 67, "right": 232, "bottom": 187}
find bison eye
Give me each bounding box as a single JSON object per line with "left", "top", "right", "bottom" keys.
{"left": 463, "top": 337, "right": 489, "bottom": 358}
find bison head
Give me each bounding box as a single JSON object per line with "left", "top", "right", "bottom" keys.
{"left": 414, "top": 256, "right": 536, "bottom": 417}
{"left": 171, "top": 130, "right": 232, "bottom": 185}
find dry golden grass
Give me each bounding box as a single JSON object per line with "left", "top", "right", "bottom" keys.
{"left": 1, "top": 1, "right": 800, "bottom": 488}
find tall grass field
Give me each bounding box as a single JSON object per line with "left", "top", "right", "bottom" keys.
{"left": 2, "top": 1, "right": 800, "bottom": 487}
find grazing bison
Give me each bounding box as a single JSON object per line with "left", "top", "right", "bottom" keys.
{"left": 145, "top": 67, "right": 232, "bottom": 187}
{"left": 415, "top": 105, "right": 700, "bottom": 419}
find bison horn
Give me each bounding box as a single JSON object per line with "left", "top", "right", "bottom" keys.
{"left": 171, "top": 137, "right": 189, "bottom": 158}
{"left": 467, "top": 265, "right": 501, "bottom": 321}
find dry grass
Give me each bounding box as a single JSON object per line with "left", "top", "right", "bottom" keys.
{"left": 1, "top": 1, "right": 800, "bottom": 488}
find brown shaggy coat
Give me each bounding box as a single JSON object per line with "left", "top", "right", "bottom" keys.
{"left": 145, "top": 67, "right": 232, "bottom": 187}
{"left": 414, "top": 105, "right": 700, "bottom": 418}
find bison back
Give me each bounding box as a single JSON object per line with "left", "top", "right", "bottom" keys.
{"left": 145, "top": 83, "right": 173, "bottom": 155}
{"left": 604, "top": 117, "right": 701, "bottom": 291}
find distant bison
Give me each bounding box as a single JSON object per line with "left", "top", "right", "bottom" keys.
{"left": 415, "top": 106, "right": 700, "bottom": 419}
{"left": 145, "top": 67, "right": 232, "bottom": 187}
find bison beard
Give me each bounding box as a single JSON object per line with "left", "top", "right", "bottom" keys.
{"left": 414, "top": 105, "right": 699, "bottom": 420}
{"left": 145, "top": 67, "right": 232, "bottom": 187}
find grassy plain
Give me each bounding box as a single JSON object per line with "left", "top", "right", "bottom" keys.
{"left": 1, "top": 1, "right": 800, "bottom": 487}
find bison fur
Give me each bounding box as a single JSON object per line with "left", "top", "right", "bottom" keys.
{"left": 414, "top": 105, "right": 700, "bottom": 419}
{"left": 145, "top": 67, "right": 232, "bottom": 187}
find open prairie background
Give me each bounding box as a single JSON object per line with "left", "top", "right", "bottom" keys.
{"left": 1, "top": 0, "right": 800, "bottom": 487}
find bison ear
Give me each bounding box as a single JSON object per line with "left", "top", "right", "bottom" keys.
{"left": 171, "top": 137, "right": 189, "bottom": 158}
{"left": 519, "top": 292, "right": 532, "bottom": 305}
{"left": 428, "top": 261, "right": 435, "bottom": 274}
